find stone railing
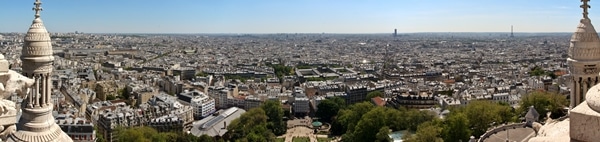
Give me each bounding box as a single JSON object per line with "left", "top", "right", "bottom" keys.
{"left": 555, "top": 115, "right": 569, "bottom": 121}
{"left": 477, "top": 122, "right": 527, "bottom": 142}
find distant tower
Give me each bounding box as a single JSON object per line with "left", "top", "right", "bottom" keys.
{"left": 7, "top": 0, "right": 72, "bottom": 141}
{"left": 394, "top": 29, "right": 397, "bottom": 37}
{"left": 567, "top": 0, "right": 600, "bottom": 109}
{"left": 510, "top": 25, "right": 514, "bottom": 38}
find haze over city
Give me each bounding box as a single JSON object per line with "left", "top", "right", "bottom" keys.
{"left": 0, "top": 0, "right": 596, "bottom": 33}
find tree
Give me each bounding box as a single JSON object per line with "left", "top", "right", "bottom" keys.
{"left": 375, "top": 126, "right": 392, "bottom": 142}
{"left": 459, "top": 100, "right": 515, "bottom": 137}
{"left": 118, "top": 87, "right": 130, "bottom": 99}
{"left": 403, "top": 109, "right": 437, "bottom": 131}
{"left": 529, "top": 66, "right": 545, "bottom": 76}
{"left": 384, "top": 106, "right": 405, "bottom": 131}
{"left": 335, "top": 102, "right": 374, "bottom": 135}
{"left": 115, "top": 126, "right": 168, "bottom": 142}
{"left": 350, "top": 107, "right": 390, "bottom": 141}
{"left": 106, "top": 95, "right": 117, "bottom": 100}
{"left": 261, "top": 100, "right": 287, "bottom": 135}
{"left": 404, "top": 121, "right": 443, "bottom": 142}
{"left": 529, "top": 66, "right": 556, "bottom": 78}
{"left": 95, "top": 126, "right": 106, "bottom": 142}
{"left": 197, "top": 135, "right": 214, "bottom": 142}
{"left": 316, "top": 97, "right": 345, "bottom": 123}
{"left": 442, "top": 112, "right": 471, "bottom": 142}
{"left": 270, "top": 64, "right": 293, "bottom": 78}
{"left": 115, "top": 126, "right": 221, "bottom": 142}
{"left": 367, "top": 91, "right": 383, "bottom": 99}
{"left": 226, "top": 108, "right": 276, "bottom": 142}
{"left": 519, "top": 91, "right": 568, "bottom": 119}
{"left": 331, "top": 96, "right": 346, "bottom": 108}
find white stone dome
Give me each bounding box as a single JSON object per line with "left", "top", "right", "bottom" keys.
{"left": 568, "top": 18, "right": 600, "bottom": 61}
{"left": 21, "top": 17, "right": 54, "bottom": 63}
{"left": 586, "top": 82, "right": 600, "bottom": 112}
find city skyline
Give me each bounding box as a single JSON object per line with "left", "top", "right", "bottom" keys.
{"left": 0, "top": 0, "right": 597, "bottom": 33}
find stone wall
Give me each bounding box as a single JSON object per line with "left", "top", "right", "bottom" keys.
{"left": 570, "top": 102, "right": 600, "bottom": 142}
{"left": 477, "top": 123, "right": 526, "bottom": 142}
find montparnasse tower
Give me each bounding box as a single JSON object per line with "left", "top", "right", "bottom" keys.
{"left": 7, "top": 0, "right": 72, "bottom": 141}
{"left": 567, "top": 0, "right": 600, "bottom": 108}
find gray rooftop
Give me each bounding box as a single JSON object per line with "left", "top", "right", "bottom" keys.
{"left": 189, "top": 107, "right": 246, "bottom": 137}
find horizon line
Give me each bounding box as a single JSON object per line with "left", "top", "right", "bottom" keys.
{"left": 0, "top": 32, "right": 576, "bottom": 35}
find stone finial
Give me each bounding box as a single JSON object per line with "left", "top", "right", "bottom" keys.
{"left": 33, "top": 0, "right": 42, "bottom": 18}
{"left": 582, "top": 0, "right": 591, "bottom": 19}
{"left": 0, "top": 54, "right": 8, "bottom": 73}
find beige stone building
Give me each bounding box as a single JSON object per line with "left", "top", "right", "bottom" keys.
{"left": 95, "top": 81, "right": 120, "bottom": 100}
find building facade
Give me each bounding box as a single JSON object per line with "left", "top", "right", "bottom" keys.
{"left": 178, "top": 90, "right": 216, "bottom": 118}
{"left": 56, "top": 116, "right": 95, "bottom": 142}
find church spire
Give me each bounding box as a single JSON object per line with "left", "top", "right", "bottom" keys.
{"left": 582, "top": 0, "right": 591, "bottom": 19}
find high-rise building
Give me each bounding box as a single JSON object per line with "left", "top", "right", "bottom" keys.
{"left": 7, "top": 0, "right": 72, "bottom": 141}
{"left": 510, "top": 25, "right": 514, "bottom": 38}
{"left": 567, "top": 0, "right": 600, "bottom": 108}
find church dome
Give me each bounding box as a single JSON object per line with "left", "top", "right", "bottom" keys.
{"left": 20, "top": 16, "right": 54, "bottom": 63}
{"left": 568, "top": 18, "right": 600, "bottom": 61}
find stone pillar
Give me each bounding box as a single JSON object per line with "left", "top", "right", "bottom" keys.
{"left": 576, "top": 80, "right": 581, "bottom": 107}
{"left": 572, "top": 79, "right": 577, "bottom": 108}
{"left": 34, "top": 75, "right": 39, "bottom": 108}
{"left": 584, "top": 79, "right": 589, "bottom": 104}
{"left": 41, "top": 74, "right": 46, "bottom": 107}
{"left": 45, "top": 74, "right": 49, "bottom": 106}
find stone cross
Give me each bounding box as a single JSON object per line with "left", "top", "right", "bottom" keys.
{"left": 33, "top": 0, "right": 42, "bottom": 18}
{"left": 582, "top": 0, "right": 591, "bottom": 19}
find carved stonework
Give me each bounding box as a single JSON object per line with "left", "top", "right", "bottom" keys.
{"left": 0, "top": 68, "right": 35, "bottom": 141}
{"left": 21, "top": 62, "right": 53, "bottom": 74}
{"left": 571, "top": 32, "right": 600, "bottom": 42}
{"left": 584, "top": 67, "right": 597, "bottom": 74}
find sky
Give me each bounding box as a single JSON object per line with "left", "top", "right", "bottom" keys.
{"left": 0, "top": 0, "right": 596, "bottom": 33}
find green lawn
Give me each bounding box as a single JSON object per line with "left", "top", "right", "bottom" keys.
{"left": 317, "top": 137, "right": 331, "bottom": 142}
{"left": 276, "top": 138, "right": 285, "bottom": 142}
{"left": 292, "top": 137, "right": 310, "bottom": 142}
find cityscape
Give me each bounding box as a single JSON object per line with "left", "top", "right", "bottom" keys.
{"left": 2, "top": 0, "right": 600, "bottom": 142}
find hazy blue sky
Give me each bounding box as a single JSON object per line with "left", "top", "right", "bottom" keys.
{"left": 0, "top": 0, "right": 596, "bottom": 33}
